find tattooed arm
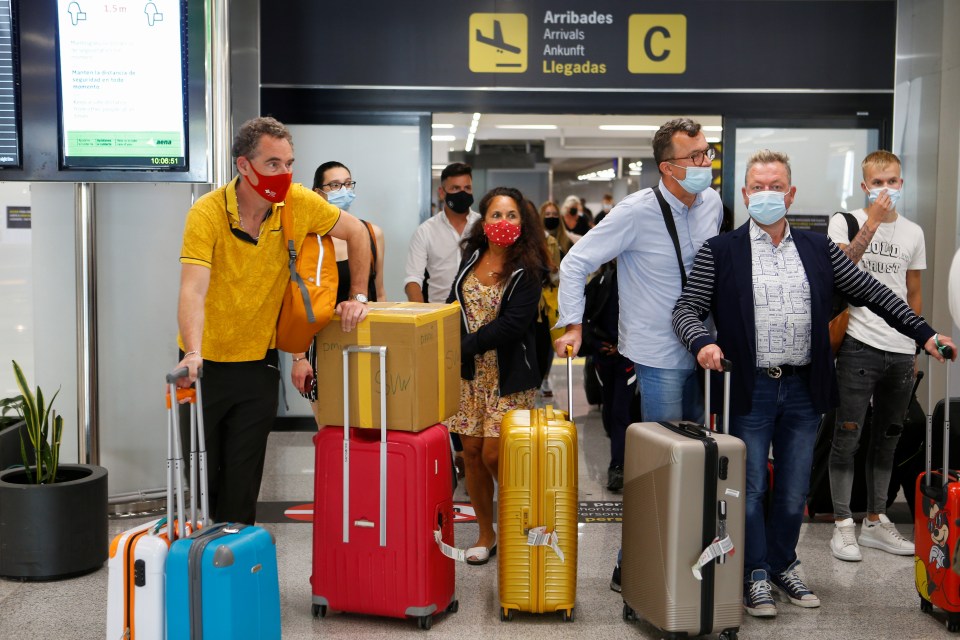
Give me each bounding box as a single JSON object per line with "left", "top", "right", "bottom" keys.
{"left": 840, "top": 190, "right": 894, "bottom": 264}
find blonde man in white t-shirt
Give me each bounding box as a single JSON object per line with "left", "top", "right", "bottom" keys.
{"left": 827, "top": 150, "right": 925, "bottom": 562}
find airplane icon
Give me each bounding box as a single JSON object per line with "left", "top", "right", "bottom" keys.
{"left": 475, "top": 20, "right": 521, "bottom": 54}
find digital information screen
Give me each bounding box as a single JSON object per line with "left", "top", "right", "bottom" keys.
{"left": 56, "top": 0, "right": 187, "bottom": 170}
{"left": 0, "top": 0, "right": 21, "bottom": 168}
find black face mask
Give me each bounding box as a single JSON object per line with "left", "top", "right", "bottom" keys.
{"left": 444, "top": 190, "right": 474, "bottom": 214}
{"left": 543, "top": 217, "right": 560, "bottom": 231}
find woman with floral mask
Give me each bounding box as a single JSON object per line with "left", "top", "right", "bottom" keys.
{"left": 291, "top": 161, "right": 385, "bottom": 396}
{"left": 446, "top": 186, "right": 551, "bottom": 565}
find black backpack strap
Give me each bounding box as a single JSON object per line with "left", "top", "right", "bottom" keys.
{"left": 653, "top": 186, "right": 687, "bottom": 289}
{"left": 833, "top": 211, "right": 860, "bottom": 243}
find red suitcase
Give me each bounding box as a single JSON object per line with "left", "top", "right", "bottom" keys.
{"left": 310, "top": 345, "right": 458, "bottom": 630}
{"left": 916, "top": 348, "right": 960, "bottom": 632}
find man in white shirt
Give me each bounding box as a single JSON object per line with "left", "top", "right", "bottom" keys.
{"left": 827, "top": 150, "right": 926, "bottom": 562}
{"left": 404, "top": 162, "right": 480, "bottom": 303}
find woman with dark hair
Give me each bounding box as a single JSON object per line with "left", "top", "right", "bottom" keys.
{"left": 290, "top": 160, "right": 385, "bottom": 396}
{"left": 446, "top": 186, "right": 550, "bottom": 565}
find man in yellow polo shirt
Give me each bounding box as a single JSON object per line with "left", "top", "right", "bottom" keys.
{"left": 175, "top": 116, "right": 371, "bottom": 524}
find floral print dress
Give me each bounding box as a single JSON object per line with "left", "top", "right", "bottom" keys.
{"left": 448, "top": 270, "right": 538, "bottom": 438}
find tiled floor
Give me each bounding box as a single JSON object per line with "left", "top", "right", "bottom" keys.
{"left": 0, "top": 361, "right": 954, "bottom": 639}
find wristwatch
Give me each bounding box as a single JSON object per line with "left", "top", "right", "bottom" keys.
{"left": 353, "top": 293, "right": 369, "bottom": 304}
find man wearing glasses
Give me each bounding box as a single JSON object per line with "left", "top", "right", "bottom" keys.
{"left": 553, "top": 118, "right": 723, "bottom": 591}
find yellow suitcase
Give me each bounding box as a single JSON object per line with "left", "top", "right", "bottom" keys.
{"left": 497, "top": 357, "right": 578, "bottom": 622}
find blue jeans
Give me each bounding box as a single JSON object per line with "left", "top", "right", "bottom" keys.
{"left": 731, "top": 371, "right": 821, "bottom": 580}
{"left": 635, "top": 364, "right": 703, "bottom": 423}
{"left": 829, "top": 336, "right": 915, "bottom": 519}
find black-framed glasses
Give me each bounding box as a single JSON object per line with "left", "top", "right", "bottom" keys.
{"left": 321, "top": 180, "right": 357, "bottom": 191}
{"left": 666, "top": 148, "right": 716, "bottom": 165}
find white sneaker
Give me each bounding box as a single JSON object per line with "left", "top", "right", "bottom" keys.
{"left": 858, "top": 514, "right": 915, "bottom": 556}
{"left": 830, "top": 518, "right": 862, "bottom": 562}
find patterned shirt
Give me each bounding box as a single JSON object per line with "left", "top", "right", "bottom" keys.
{"left": 749, "top": 220, "right": 811, "bottom": 367}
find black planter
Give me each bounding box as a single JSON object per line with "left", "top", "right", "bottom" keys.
{"left": 0, "top": 464, "right": 108, "bottom": 580}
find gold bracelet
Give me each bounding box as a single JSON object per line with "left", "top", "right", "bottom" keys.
{"left": 292, "top": 356, "right": 306, "bottom": 363}
{"left": 185, "top": 350, "right": 201, "bottom": 359}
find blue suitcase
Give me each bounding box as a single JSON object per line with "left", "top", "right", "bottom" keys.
{"left": 165, "top": 522, "right": 281, "bottom": 639}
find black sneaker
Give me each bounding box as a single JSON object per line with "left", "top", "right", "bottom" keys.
{"left": 610, "top": 564, "right": 621, "bottom": 593}
{"left": 607, "top": 465, "right": 624, "bottom": 491}
{"left": 771, "top": 561, "right": 820, "bottom": 608}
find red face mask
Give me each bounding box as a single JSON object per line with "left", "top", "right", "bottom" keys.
{"left": 241, "top": 161, "right": 292, "bottom": 203}
{"left": 484, "top": 220, "right": 521, "bottom": 248}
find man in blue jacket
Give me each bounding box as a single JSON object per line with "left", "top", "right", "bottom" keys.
{"left": 672, "top": 149, "right": 956, "bottom": 618}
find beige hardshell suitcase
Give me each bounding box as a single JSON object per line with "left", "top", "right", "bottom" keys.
{"left": 621, "top": 361, "right": 745, "bottom": 640}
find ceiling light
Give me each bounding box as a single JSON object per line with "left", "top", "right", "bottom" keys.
{"left": 431, "top": 135, "right": 456, "bottom": 142}
{"left": 465, "top": 132, "right": 476, "bottom": 153}
{"left": 494, "top": 125, "right": 558, "bottom": 130}
{"left": 578, "top": 168, "right": 616, "bottom": 181}
{"left": 432, "top": 123, "right": 454, "bottom": 129}
{"left": 598, "top": 125, "right": 660, "bottom": 132}
{"left": 703, "top": 126, "right": 723, "bottom": 132}
{"left": 431, "top": 164, "right": 448, "bottom": 171}
{"left": 706, "top": 137, "right": 721, "bottom": 143}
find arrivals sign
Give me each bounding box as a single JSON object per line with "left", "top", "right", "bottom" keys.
{"left": 262, "top": 1, "right": 896, "bottom": 92}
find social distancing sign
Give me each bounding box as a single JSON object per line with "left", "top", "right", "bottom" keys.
{"left": 627, "top": 14, "right": 687, "bottom": 74}
{"left": 469, "top": 13, "right": 528, "bottom": 73}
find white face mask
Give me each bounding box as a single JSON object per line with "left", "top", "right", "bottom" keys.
{"left": 867, "top": 186, "right": 901, "bottom": 208}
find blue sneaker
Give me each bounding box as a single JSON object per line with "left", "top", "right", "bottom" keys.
{"left": 744, "top": 569, "right": 777, "bottom": 617}
{"left": 771, "top": 561, "right": 820, "bottom": 608}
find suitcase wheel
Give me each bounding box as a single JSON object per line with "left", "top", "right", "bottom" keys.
{"left": 920, "top": 596, "right": 933, "bottom": 613}
{"left": 719, "top": 630, "right": 738, "bottom": 640}
{"left": 561, "top": 607, "right": 575, "bottom": 622}
{"left": 948, "top": 614, "right": 960, "bottom": 633}
{"left": 446, "top": 600, "right": 459, "bottom": 614}
{"left": 499, "top": 607, "right": 514, "bottom": 622}
{"left": 417, "top": 615, "right": 432, "bottom": 630}
{"left": 622, "top": 603, "right": 637, "bottom": 622}
{"left": 311, "top": 604, "right": 327, "bottom": 619}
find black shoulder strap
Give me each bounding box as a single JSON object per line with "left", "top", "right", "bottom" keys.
{"left": 833, "top": 211, "right": 860, "bottom": 243}
{"left": 653, "top": 186, "right": 687, "bottom": 289}
{"left": 362, "top": 220, "right": 377, "bottom": 277}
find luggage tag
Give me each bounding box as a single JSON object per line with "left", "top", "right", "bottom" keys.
{"left": 691, "top": 535, "right": 734, "bottom": 580}
{"left": 526, "top": 526, "right": 564, "bottom": 562}
{"left": 433, "top": 529, "right": 466, "bottom": 563}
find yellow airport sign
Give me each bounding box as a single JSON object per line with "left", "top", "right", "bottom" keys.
{"left": 469, "top": 14, "right": 528, "bottom": 73}
{"left": 628, "top": 15, "right": 686, "bottom": 74}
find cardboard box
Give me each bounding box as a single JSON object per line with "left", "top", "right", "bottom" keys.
{"left": 312, "top": 302, "right": 461, "bottom": 431}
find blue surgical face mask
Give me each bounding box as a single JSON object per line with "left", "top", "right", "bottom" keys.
{"left": 867, "top": 186, "right": 901, "bottom": 209}
{"left": 747, "top": 190, "right": 788, "bottom": 225}
{"left": 325, "top": 186, "right": 356, "bottom": 211}
{"left": 670, "top": 165, "right": 712, "bottom": 194}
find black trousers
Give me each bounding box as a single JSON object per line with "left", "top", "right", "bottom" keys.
{"left": 179, "top": 350, "right": 279, "bottom": 524}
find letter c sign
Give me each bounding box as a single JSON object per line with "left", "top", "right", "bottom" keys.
{"left": 628, "top": 15, "right": 687, "bottom": 74}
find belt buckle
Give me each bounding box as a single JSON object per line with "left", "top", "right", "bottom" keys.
{"left": 767, "top": 366, "right": 782, "bottom": 379}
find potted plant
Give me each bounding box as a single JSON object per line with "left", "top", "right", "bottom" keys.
{"left": 0, "top": 360, "right": 108, "bottom": 580}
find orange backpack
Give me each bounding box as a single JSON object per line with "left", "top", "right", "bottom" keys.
{"left": 275, "top": 203, "right": 338, "bottom": 353}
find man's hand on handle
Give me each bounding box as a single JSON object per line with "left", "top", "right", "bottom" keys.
{"left": 925, "top": 334, "right": 958, "bottom": 363}
{"left": 554, "top": 325, "right": 582, "bottom": 358}
{"left": 175, "top": 352, "right": 202, "bottom": 389}
{"left": 697, "top": 344, "right": 726, "bottom": 371}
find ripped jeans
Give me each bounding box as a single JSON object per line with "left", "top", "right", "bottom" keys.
{"left": 829, "top": 335, "right": 916, "bottom": 520}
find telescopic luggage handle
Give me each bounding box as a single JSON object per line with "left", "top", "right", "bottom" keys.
{"left": 925, "top": 345, "right": 955, "bottom": 487}
{"left": 165, "top": 367, "right": 210, "bottom": 541}
{"left": 341, "top": 345, "right": 388, "bottom": 547}
{"left": 703, "top": 359, "right": 733, "bottom": 433}
{"left": 565, "top": 345, "right": 574, "bottom": 417}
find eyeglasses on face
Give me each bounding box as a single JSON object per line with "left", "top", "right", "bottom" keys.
{"left": 666, "top": 147, "right": 716, "bottom": 166}
{"left": 321, "top": 180, "right": 357, "bottom": 191}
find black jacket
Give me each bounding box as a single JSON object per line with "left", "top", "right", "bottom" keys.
{"left": 448, "top": 249, "right": 542, "bottom": 397}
